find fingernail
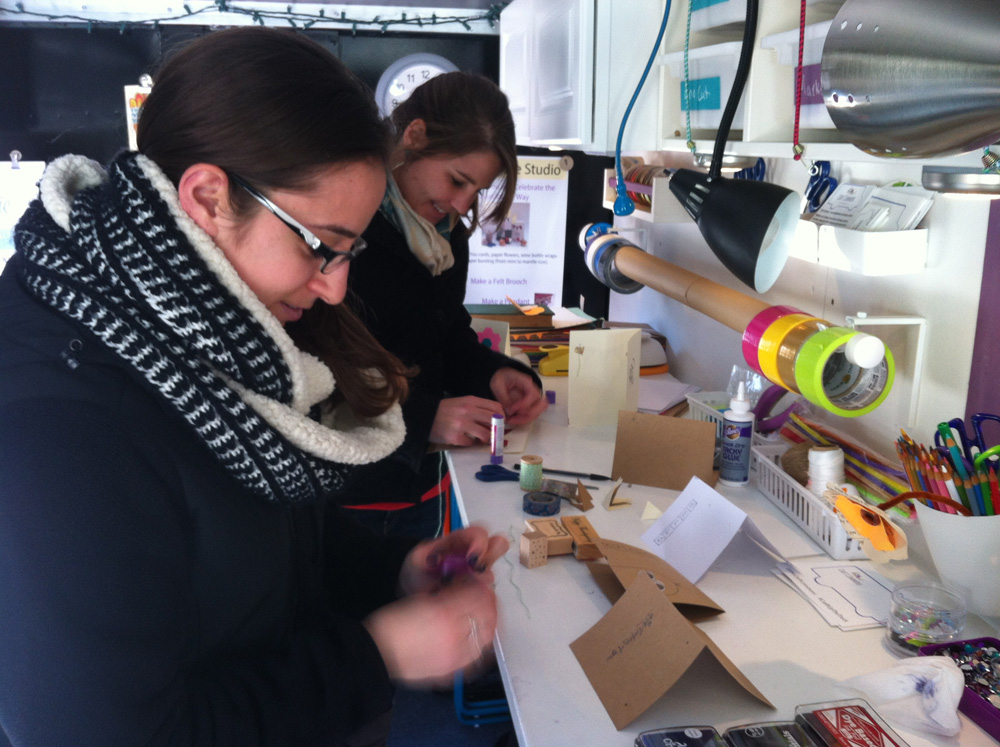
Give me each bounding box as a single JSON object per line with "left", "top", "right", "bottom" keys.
{"left": 467, "top": 554, "right": 480, "bottom": 570}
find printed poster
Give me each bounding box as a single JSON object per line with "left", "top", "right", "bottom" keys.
{"left": 0, "top": 161, "right": 46, "bottom": 274}
{"left": 465, "top": 156, "right": 568, "bottom": 308}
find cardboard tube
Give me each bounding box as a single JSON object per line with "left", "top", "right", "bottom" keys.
{"left": 612, "top": 245, "right": 769, "bottom": 332}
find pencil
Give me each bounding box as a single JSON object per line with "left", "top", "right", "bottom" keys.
{"left": 989, "top": 466, "right": 1000, "bottom": 514}
{"left": 965, "top": 476, "right": 986, "bottom": 516}
{"left": 940, "top": 461, "right": 972, "bottom": 513}
{"left": 974, "top": 473, "right": 994, "bottom": 516}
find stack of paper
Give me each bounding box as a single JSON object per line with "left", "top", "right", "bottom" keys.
{"left": 638, "top": 373, "right": 700, "bottom": 414}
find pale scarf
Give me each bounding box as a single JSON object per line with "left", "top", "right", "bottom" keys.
{"left": 380, "top": 173, "right": 457, "bottom": 276}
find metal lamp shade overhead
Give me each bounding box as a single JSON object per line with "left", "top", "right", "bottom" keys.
{"left": 669, "top": 169, "right": 799, "bottom": 293}
{"left": 822, "top": 0, "right": 1000, "bottom": 158}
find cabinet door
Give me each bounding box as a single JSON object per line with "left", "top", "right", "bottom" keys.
{"left": 499, "top": 0, "right": 533, "bottom": 144}
{"left": 529, "top": 0, "right": 595, "bottom": 145}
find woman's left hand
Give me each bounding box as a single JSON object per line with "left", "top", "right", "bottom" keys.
{"left": 489, "top": 367, "right": 548, "bottom": 428}
{"left": 398, "top": 526, "right": 510, "bottom": 596}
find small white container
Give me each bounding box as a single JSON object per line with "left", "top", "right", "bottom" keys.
{"left": 760, "top": 20, "right": 835, "bottom": 129}
{"left": 661, "top": 42, "right": 747, "bottom": 130}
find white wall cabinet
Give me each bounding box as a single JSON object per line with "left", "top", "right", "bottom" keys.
{"left": 499, "top": 0, "right": 666, "bottom": 154}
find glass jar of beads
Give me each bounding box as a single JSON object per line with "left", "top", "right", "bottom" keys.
{"left": 886, "top": 583, "right": 967, "bottom": 656}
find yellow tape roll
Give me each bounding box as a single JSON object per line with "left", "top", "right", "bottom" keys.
{"left": 775, "top": 319, "right": 826, "bottom": 394}
{"left": 757, "top": 313, "right": 823, "bottom": 390}
{"left": 794, "top": 327, "right": 895, "bottom": 417}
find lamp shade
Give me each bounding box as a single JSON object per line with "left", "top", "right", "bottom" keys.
{"left": 669, "top": 168, "right": 800, "bottom": 293}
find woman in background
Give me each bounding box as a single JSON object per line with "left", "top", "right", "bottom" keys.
{"left": 0, "top": 28, "right": 506, "bottom": 746}
{"left": 291, "top": 72, "right": 548, "bottom": 538}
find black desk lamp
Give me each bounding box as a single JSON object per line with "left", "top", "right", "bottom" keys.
{"left": 669, "top": 0, "right": 799, "bottom": 293}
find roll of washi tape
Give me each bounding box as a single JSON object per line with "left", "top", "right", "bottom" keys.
{"left": 775, "top": 318, "right": 826, "bottom": 393}
{"left": 757, "top": 313, "right": 823, "bottom": 389}
{"left": 794, "top": 326, "right": 895, "bottom": 417}
{"left": 523, "top": 491, "right": 560, "bottom": 516}
{"left": 742, "top": 305, "right": 805, "bottom": 374}
{"left": 519, "top": 455, "right": 544, "bottom": 491}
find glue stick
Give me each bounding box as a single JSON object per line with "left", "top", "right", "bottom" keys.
{"left": 718, "top": 382, "right": 754, "bottom": 486}
{"left": 490, "top": 413, "right": 505, "bottom": 465}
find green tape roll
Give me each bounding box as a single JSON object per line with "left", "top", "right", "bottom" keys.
{"left": 519, "top": 455, "right": 544, "bottom": 491}
{"left": 794, "top": 326, "right": 895, "bottom": 417}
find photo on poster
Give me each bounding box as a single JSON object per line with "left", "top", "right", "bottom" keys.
{"left": 466, "top": 156, "right": 567, "bottom": 308}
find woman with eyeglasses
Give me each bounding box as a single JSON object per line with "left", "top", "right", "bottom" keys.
{"left": 290, "top": 72, "right": 548, "bottom": 539}
{"left": 0, "top": 28, "right": 508, "bottom": 746}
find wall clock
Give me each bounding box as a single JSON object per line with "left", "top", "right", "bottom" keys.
{"left": 375, "top": 53, "right": 459, "bottom": 116}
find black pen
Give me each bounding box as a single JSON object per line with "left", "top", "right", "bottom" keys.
{"left": 513, "top": 463, "right": 611, "bottom": 481}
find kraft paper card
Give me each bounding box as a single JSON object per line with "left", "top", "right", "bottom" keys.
{"left": 592, "top": 537, "right": 723, "bottom": 619}
{"left": 570, "top": 572, "right": 773, "bottom": 730}
{"left": 612, "top": 411, "right": 716, "bottom": 491}
{"left": 640, "top": 477, "right": 790, "bottom": 584}
{"left": 568, "top": 328, "right": 640, "bottom": 427}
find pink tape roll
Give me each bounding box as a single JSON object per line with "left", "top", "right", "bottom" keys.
{"left": 741, "top": 305, "right": 804, "bottom": 374}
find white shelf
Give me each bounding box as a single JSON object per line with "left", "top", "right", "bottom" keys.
{"left": 791, "top": 220, "right": 928, "bottom": 276}
{"left": 601, "top": 169, "right": 692, "bottom": 223}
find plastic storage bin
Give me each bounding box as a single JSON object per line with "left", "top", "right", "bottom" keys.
{"left": 750, "top": 443, "right": 867, "bottom": 560}
{"left": 919, "top": 637, "right": 1000, "bottom": 741}
{"left": 760, "top": 20, "right": 835, "bottom": 129}
{"left": 662, "top": 42, "right": 747, "bottom": 130}
{"left": 686, "top": 391, "right": 730, "bottom": 440}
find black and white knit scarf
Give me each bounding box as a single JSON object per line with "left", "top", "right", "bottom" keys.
{"left": 14, "top": 152, "right": 404, "bottom": 503}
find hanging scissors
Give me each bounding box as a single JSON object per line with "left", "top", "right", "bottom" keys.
{"left": 734, "top": 157, "right": 766, "bottom": 181}
{"left": 804, "top": 160, "right": 837, "bottom": 213}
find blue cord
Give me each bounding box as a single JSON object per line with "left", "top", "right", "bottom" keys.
{"left": 614, "top": 0, "right": 673, "bottom": 216}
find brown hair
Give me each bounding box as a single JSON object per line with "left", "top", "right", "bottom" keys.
{"left": 138, "top": 27, "right": 408, "bottom": 416}
{"left": 390, "top": 71, "right": 517, "bottom": 229}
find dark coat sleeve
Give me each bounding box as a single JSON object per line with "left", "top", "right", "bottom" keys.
{"left": 348, "top": 213, "right": 539, "bottom": 475}
{"left": 0, "top": 326, "right": 409, "bottom": 746}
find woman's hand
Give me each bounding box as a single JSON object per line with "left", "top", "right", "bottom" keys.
{"left": 366, "top": 527, "right": 509, "bottom": 686}
{"left": 363, "top": 576, "right": 498, "bottom": 687}
{"left": 429, "top": 396, "right": 504, "bottom": 446}
{"left": 398, "top": 526, "right": 510, "bottom": 596}
{"left": 490, "top": 367, "right": 548, "bottom": 428}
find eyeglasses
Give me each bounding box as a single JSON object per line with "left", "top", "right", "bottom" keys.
{"left": 227, "top": 172, "right": 367, "bottom": 274}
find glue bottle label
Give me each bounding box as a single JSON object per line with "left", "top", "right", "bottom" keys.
{"left": 718, "top": 418, "right": 753, "bottom": 485}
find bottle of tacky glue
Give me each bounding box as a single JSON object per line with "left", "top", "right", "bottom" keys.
{"left": 718, "top": 382, "right": 755, "bottom": 486}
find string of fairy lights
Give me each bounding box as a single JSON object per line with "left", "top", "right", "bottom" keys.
{"left": 0, "top": 1, "right": 510, "bottom": 33}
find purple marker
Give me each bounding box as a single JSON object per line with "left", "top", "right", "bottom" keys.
{"left": 490, "top": 413, "right": 504, "bottom": 465}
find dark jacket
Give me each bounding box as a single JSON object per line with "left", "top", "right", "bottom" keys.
{"left": 333, "top": 211, "right": 538, "bottom": 508}
{"left": 0, "top": 254, "right": 416, "bottom": 746}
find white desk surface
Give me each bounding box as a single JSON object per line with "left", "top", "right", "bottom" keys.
{"left": 446, "top": 378, "right": 998, "bottom": 747}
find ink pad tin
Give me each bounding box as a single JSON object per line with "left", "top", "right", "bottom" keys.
{"left": 919, "top": 636, "right": 1000, "bottom": 741}
{"left": 794, "top": 698, "right": 909, "bottom": 747}
{"left": 723, "top": 721, "right": 820, "bottom": 747}
{"left": 634, "top": 725, "right": 725, "bottom": 747}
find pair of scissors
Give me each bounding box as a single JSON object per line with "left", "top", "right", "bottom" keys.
{"left": 804, "top": 160, "right": 837, "bottom": 213}
{"left": 935, "top": 414, "right": 1000, "bottom": 473}
{"left": 734, "top": 157, "right": 766, "bottom": 181}
{"left": 475, "top": 464, "right": 520, "bottom": 482}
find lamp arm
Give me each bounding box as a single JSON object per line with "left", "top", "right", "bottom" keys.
{"left": 709, "top": 0, "right": 758, "bottom": 180}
